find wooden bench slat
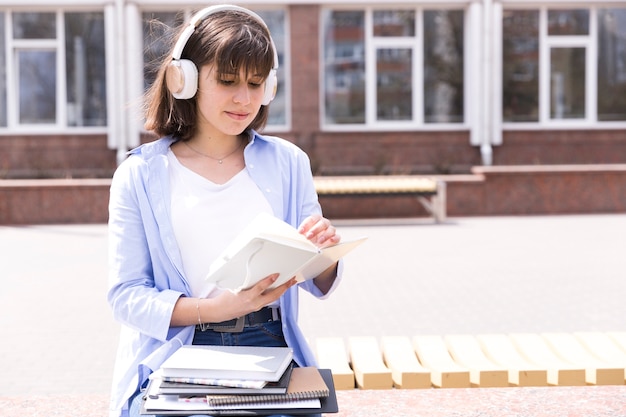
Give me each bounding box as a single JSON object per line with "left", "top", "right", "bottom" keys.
{"left": 412, "top": 335, "right": 470, "bottom": 388}
{"left": 314, "top": 337, "right": 355, "bottom": 390}
{"left": 607, "top": 332, "right": 626, "bottom": 354}
{"left": 477, "top": 334, "right": 548, "bottom": 386}
{"left": 575, "top": 332, "right": 626, "bottom": 366}
{"left": 542, "top": 333, "right": 624, "bottom": 385}
{"left": 509, "top": 333, "right": 586, "bottom": 386}
{"left": 313, "top": 176, "right": 438, "bottom": 194}
{"left": 444, "top": 335, "right": 509, "bottom": 387}
{"left": 313, "top": 175, "right": 446, "bottom": 222}
{"left": 381, "top": 336, "right": 431, "bottom": 389}
{"left": 348, "top": 337, "right": 393, "bottom": 390}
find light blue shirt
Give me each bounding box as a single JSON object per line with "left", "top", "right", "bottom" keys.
{"left": 107, "top": 133, "right": 342, "bottom": 417}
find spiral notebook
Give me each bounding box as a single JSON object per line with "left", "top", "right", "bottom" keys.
{"left": 206, "top": 366, "right": 329, "bottom": 407}
{"left": 141, "top": 368, "right": 339, "bottom": 415}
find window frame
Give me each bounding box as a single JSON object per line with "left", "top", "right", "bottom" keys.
{"left": 501, "top": 4, "right": 626, "bottom": 130}
{"left": 320, "top": 5, "right": 469, "bottom": 132}
{"left": 0, "top": 8, "right": 108, "bottom": 134}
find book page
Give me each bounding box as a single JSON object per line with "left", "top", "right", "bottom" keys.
{"left": 205, "top": 213, "right": 367, "bottom": 292}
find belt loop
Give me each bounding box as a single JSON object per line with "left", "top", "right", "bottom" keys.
{"left": 271, "top": 306, "right": 280, "bottom": 321}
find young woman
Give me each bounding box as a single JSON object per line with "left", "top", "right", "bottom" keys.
{"left": 107, "top": 5, "right": 342, "bottom": 417}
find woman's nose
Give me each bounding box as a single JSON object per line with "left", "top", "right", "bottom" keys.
{"left": 233, "top": 84, "right": 251, "bottom": 104}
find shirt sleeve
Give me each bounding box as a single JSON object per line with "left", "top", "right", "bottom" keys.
{"left": 107, "top": 156, "right": 184, "bottom": 342}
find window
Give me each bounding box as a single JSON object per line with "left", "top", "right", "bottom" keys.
{"left": 0, "top": 11, "right": 106, "bottom": 129}
{"left": 502, "top": 10, "right": 539, "bottom": 122}
{"left": 503, "top": 7, "right": 626, "bottom": 124}
{"left": 142, "top": 8, "right": 288, "bottom": 128}
{"left": 0, "top": 13, "right": 7, "bottom": 127}
{"left": 597, "top": 9, "right": 626, "bottom": 121}
{"left": 322, "top": 8, "right": 464, "bottom": 128}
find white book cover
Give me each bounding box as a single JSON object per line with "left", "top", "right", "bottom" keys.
{"left": 205, "top": 212, "right": 367, "bottom": 292}
{"left": 159, "top": 345, "right": 293, "bottom": 382}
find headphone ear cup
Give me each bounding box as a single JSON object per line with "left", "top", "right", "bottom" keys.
{"left": 262, "top": 69, "right": 277, "bottom": 106}
{"left": 166, "top": 59, "right": 198, "bottom": 100}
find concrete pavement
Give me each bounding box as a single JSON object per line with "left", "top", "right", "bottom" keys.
{"left": 1, "top": 214, "right": 625, "bottom": 397}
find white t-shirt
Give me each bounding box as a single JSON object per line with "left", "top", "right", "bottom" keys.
{"left": 167, "top": 149, "right": 273, "bottom": 298}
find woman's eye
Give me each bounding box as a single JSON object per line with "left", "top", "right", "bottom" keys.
{"left": 220, "top": 79, "right": 235, "bottom": 86}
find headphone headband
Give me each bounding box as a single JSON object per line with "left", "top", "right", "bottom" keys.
{"left": 171, "top": 5, "right": 278, "bottom": 70}
{"left": 166, "top": 4, "right": 279, "bottom": 102}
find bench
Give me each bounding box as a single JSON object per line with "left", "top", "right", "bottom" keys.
{"left": 313, "top": 332, "right": 626, "bottom": 390}
{"left": 313, "top": 175, "right": 446, "bottom": 223}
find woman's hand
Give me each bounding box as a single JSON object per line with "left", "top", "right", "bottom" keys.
{"left": 298, "top": 214, "right": 341, "bottom": 248}
{"left": 298, "top": 214, "right": 340, "bottom": 294}
{"left": 171, "top": 274, "right": 296, "bottom": 327}
{"left": 235, "top": 273, "right": 296, "bottom": 314}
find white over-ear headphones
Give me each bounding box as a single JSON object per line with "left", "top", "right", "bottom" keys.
{"left": 165, "top": 4, "right": 279, "bottom": 104}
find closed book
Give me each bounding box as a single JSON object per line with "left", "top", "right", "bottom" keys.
{"left": 158, "top": 363, "right": 294, "bottom": 395}
{"left": 206, "top": 366, "right": 329, "bottom": 407}
{"left": 159, "top": 345, "right": 293, "bottom": 382}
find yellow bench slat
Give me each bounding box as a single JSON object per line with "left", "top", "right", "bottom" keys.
{"left": 314, "top": 176, "right": 438, "bottom": 195}
{"left": 444, "top": 335, "right": 509, "bottom": 387}
{"left": 412, "top": 335, "right": 470, "bottom": 388}
{"left": 509, "top": 333, "right": 586, "bottom": 386}
{"left": 381, "top": 336, "right": 431, "bottom": 389}
{"left": 542, "top": 333, "right": 624, "bottom": 385}
{"left": 348, "top": 337, "right": 393, "bottom": 389}
{"left": 477, "top": 334, "right": 548, "bottom": 386}
{"left": 314, "top": 337, "right": 355, "bottom": 390}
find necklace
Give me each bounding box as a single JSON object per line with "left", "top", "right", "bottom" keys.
{"left": 183, "top": 139, "right": 242, "bottom": 164}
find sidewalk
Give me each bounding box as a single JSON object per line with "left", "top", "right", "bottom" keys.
{"left": 1, "top": 214, "right": 625, "bottom": 398}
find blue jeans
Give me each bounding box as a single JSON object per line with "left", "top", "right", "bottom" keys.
{"left": 129, "top": 322, "right": 320, "bottom": 417}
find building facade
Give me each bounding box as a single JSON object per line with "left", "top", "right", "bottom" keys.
{"left": 1, "top": 0, "right": 626, "bottom": 180}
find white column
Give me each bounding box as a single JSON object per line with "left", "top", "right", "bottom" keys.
{"left": 124, "top": 2, "right": 143, "bottom": 149}
{"left": 468, "top": 1, "right": 483, "bottom": 148}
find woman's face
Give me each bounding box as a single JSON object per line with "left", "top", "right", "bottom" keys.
{"left": 195, "top": 64, "right": 265, "bottom": 138}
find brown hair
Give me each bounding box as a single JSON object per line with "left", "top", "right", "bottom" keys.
{"left": 144, "top": 10, "right": 275, "bottom": 140}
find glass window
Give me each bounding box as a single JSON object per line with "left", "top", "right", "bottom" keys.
{"left": 597, "top": 9, "right": 626, "bottom": 121}
{"left": 1, "top": 11, "right": 107, "bottom": 128}
{"left": 547, "top": 9, "right": 589, "bottom": 36}
{"left": 323, "top": 10, "right": 366, "bottom": 124}
{"left": 377, "top": 48, "right": 412, "bottom": 120}
{"left": 18, "top": 50, "right": 56, "bottom": 124}
{"left": 502, "top": 10, "right": 540, "bottom": 122}
{"left": 323, "top": 8, "right": 464, "bottom": 127}
{"left": 0, "top": 13, "right": 6, "bottom": 127}
{"left": 65, "top": 12, "right": 107, "bottom": 127}
{"left": 13, "top": 12, "right": 56, "bottom": 39}
{"left": 423, "top": 10, "right": 464, "bottom": 123}
{"left": 550, "top": 47, "right": 586, "bottom": 119}
{"left": 373, "top": 10, "right": 415, "bottom": 37}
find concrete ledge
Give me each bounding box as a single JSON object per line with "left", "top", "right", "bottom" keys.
{"left": 2, "top": 164, "right": 626, "bottom": 224}
{"left": 0, "top": 179, "right": 110, "bottom": 224}
{"left": 2, "top": 385, "right": 625, "bottom": 417}
{"left": 470, "top": 164, "right": 626, "bottom": 215}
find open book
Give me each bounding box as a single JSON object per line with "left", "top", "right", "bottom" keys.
{"left": 205, "top": 213, "right": 367, "bottom": 292}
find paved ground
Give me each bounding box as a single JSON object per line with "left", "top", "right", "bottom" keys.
{"left": 1, "top": 214, "right": 625, "bottom": 398}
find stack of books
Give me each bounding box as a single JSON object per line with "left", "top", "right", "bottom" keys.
{"left": 141, "top": 345, "right": 338, "bottom": 415}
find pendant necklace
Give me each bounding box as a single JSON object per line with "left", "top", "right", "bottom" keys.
{"left": 183, "top": 139, "right": 242, "bottom": 164}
